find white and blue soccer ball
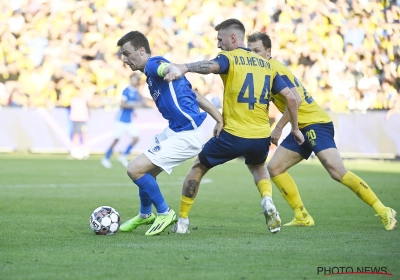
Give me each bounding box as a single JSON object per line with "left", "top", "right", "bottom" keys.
{"left": 90, "top": 206, "right": 120, "bottom": 235}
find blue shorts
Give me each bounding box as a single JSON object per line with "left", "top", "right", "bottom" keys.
{"left": 199, "top": 130, "right": 271, "bottom": 168}
{"left": 280, "top": 122, "right": 336, "bottom": 159}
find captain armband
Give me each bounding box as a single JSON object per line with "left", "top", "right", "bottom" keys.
{"left": 157, "top": 62, "right": 170, "bottom": 77}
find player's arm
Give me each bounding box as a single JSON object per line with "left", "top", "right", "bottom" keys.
{"left": 164, "top": 55, "right": 228, "bottom": 82}
{"left": 120, "top": 91, "right": 141, "bottom": 109}
{"left": 193, "top": 89, "right": 224, "bottom": 138}
{"left": 276, "top": 87, "right": 304, "bottom": 145}
{"left": 271, "top": 87, "right": 302, "bottom": 145}
{"left": 272, "top": 73, "right": 304, "bottom": 145}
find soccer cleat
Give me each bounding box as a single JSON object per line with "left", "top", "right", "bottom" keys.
{"left": 261, "top": 196, "right": 281, "bottom": 233}
{"left": 145, "top": 209, "right": 178, "bottom": 236}
{"left": 117, "top": 155, "right": 129, "bottom": 168}
{"left": 283, "top": 215, "right": 315, "bottom": 227}
{"left": 172, "top": 219, "right": 190, "bottom": 234}
{"left": 119, "top": 213, "right": 156, "bottom": 232}
{"left": 101, "top": 158, "right": 112, "bottom": 169}
{"left": 375, "top": 207, "right": 397, "bottom": 230}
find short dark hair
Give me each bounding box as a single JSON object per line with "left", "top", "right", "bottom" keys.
{"left": 215, "top": 18, "right": 245, "bottom": 35}
{"left": 247, "top": 32, "right": 271, "bottom": 49}
{"left": 117, "top": 31, "right": 151, "bottom": 54}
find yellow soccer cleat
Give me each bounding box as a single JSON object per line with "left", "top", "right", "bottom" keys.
{"left": 375, "top": 207, "right": 397, "bottom": 230}
{"left": 283, "top": 215, "right": 315, "bottom": 227}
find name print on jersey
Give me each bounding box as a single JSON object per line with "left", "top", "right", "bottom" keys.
{"left": 233, "top": 55, "right": 271, "bottom": 69}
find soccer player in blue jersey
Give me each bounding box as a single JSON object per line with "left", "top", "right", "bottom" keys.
{"left": 164, "top": 19, "right": 305, "bottom": 234}
{"left": 116, "top": 31, "right": 224, "bottom": 236}
{"left": 247, "top": 32, "right": 397, "bottom": 230}
{"left": 101, "top": 74, "right": 142, "bottom": 169}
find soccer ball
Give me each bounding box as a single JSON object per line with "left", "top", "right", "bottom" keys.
{"left": 90, "top": 206, "right": 121, "bottom": 235}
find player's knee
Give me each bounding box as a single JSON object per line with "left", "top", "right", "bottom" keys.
{"left": 267, "top": 162, "right": 281, "bottom": 177}
{"left": 327, "top": 166, "right": 347, "bottom": 182}
{"left": 126, "top": 161, "right": 140, "bottom": 180}
{"left": 192, "top": 159, "right": 209, "bottom": 174}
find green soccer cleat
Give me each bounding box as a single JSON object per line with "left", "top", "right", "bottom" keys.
{"left": 145, "top": 209, "right": 178, "bottom": 236}
{"left": 119, "top": 213, "right": 156, "bottom": 232}
{"left": 283, "top": 215, "right": 315, "bottom": 227}
{"left": 375, "top": 207, "right": 397, "bottom": 231}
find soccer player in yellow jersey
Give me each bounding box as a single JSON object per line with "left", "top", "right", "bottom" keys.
{"left": 247, "top": 32, "right": 397, "bottom": 231}
{"left": 164, "top": 19, "right": 304, "bottom": 234}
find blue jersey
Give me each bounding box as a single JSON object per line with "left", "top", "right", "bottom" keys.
{"left": 144, "top": 56, "right": 207, "bottom": 132}
{"left": 116, "top": 85, "right": 140, "bottom": 123}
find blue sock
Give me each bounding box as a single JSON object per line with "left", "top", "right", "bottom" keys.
{"left": 138, "top": 188, "right": 152, "bottom": 214}
{"left": 134, "top": 173, "right": 168, "bottom": 213}
{"left": 105, "top": 148, "right": 113, "bottom": 159}
{"left": 124, "top": 144, "right": 133, "bottom": 156}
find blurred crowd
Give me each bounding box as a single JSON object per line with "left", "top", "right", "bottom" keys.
{"left": 0, "top": 0, "right": 399, "bottom": 114}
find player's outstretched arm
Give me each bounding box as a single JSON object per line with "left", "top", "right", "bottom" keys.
{"left": 164, "top": 61, "right": 220, "bottom": 82}
{"left": 193, "top": 90, "right": 223, "bottom": 138}
{"left": 185, "top": 60, "right": 221, "bottom": 74}
{"left": 271, "top": 87, "right": 302, "bottom": 145}
{"left": 162, "top": 64, "right": 184, "bottom": 81}
{"left": 278, "top": 87, "right": 304, "bottom": 145}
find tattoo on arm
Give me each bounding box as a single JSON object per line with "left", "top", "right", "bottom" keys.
{"left": 186, "top": 61, "right": 217, "bottom": 74}
{"left": 183, "top": 180, "right": 199, "bottom": 198}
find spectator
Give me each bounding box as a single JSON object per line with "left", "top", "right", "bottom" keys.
{"left": 0, "top": 0, "right": 397, "bottom": 113}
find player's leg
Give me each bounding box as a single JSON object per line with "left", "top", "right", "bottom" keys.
{"left": 245, "top": 136, "right": 282, "bottom": 233}
{"left": 101, "top": 138, "right": 119, "bottom": 168}
{"left": 174, "top": 130, "right": 238, "bottom": 234}
{"left": 145, "top": 127, "right": 204, "bottom": 235}
{"left": 118, "top": 122, "right": 140, "bottom": 167}
{"left": 121, "top": 154, "right": 169, "bottom": 232}
{"left": 267, "top": 137, "right": 314, "bottom": 226}
{"left": 70, "top": 122, "right": 84, "bottom": 159}
{"left": 316, "top": 148, "right": 397, "bottom": 230}
{"left": 120, "top": 167, "right": 163, "bottom": 232}
{"left": 81, "top": 123, "right": 90, "bottom": 159}
{"left": 102, "top": 121, "right": 124, "bottom": 168}
{"left": 247, "top": 162, "right": 281, "bottom": 233}
{"left": 173, "top": 156, "right": 210, "bottom": 234}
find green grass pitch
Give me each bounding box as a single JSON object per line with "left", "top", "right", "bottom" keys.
{"left": 1, "top": 154, "right": 399, "bottom": 279}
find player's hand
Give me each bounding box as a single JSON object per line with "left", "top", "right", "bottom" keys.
{"left": 271, "top": 127, "right": 282, "bottom": 146}
{"left": 164, "top": 70, "right": 182, "bottom": 82}
{"left": 213, "top": 120, "right": 224, "bottom": 138}
{"left": 292, "top": 129, "right": 305, "bottom": 145}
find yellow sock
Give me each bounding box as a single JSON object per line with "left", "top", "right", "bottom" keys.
{"left": 340, "top": 171, "right": 386, "bottom": 214}
{"left": 272, "top": 172, "right": 309, "bottom": 219}
{"left": 257, "top": 179, "right": 272, "bottom": 198}
{"left": 179, "top": 195, "right": 194, "bottom": 218}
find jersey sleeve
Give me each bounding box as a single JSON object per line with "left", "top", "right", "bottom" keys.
{"left": 271, "top": 73, "right": 288, "bottom": 94}
{"left": 145, "top": 57, "right": 169, "bottom": 78}
{"left": 211, "top": 53, "right": 230, "bottom": 74}
{"left": 280, "top": 75, "right": 296, "bottom": 88}
{"left": 121, "top": 87, "right": 129, "bottom": 102}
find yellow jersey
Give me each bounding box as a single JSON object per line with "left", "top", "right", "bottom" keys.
{"left": 218, "top": 48, "right": 287, "bottom": 138}
{"left": 269, "top": 59, "right": 332, "bottom": 129}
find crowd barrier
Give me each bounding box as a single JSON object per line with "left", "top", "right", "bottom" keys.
{"left": 0, "top": 107, "right": 399, "bottom": 159}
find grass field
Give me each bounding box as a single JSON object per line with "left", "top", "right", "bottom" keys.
{"left": 1, "top": 154, "right": 399, "bottom": 280}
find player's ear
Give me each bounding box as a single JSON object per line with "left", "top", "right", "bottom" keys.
{"left": 230, "top": 33, "right": 236, "bottom": 43}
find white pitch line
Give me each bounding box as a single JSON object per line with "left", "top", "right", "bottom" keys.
{"left": 0, "top": 178, "right": 213, "bottom": 189}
